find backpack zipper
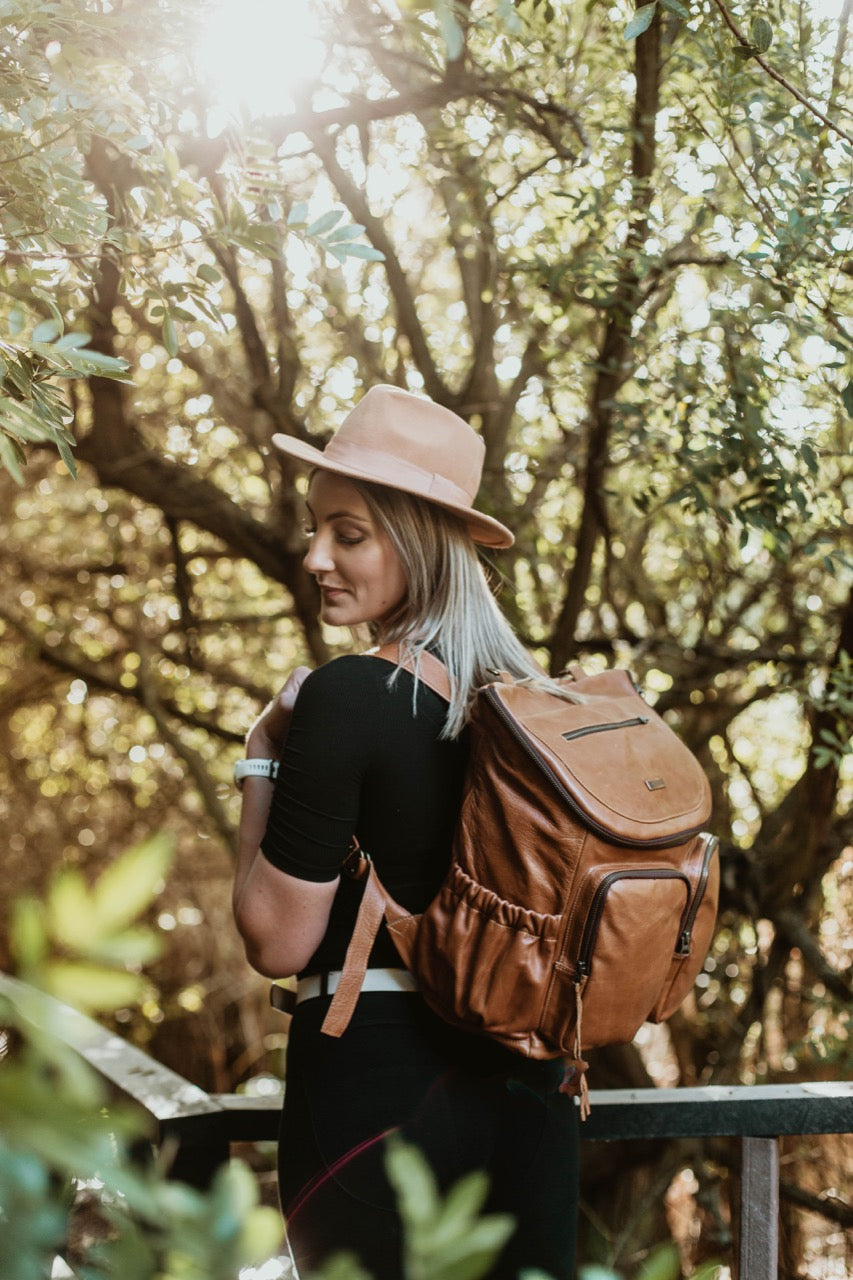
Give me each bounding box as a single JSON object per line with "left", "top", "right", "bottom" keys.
{"left": 575, "top": 868, "right": 691, "bottom": 979}
{"left": 674, "top": 834, "right": 719, "bottom": 956}
{"left": 484, "top": 686, "right": 706, "bottom": 849}
{"left": 561, "top": 715, "right": 649, "bottom": 742}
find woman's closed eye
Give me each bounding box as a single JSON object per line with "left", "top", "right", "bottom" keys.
{"left": 302, "top": 523, "right": 365, "bottom": 547}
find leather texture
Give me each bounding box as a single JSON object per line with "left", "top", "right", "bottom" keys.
{"left": 321, "top": 658, "right": 718, "bottom": 1077}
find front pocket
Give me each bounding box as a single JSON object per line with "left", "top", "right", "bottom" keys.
{"left": 541, "top": 868, "right": 690, "bottom": 1052}
{"left": 406, "top": 861, "right": 561, "bottom": 1056}
{"left": 649, "top": 834, "right": 720, "bottom": 1022}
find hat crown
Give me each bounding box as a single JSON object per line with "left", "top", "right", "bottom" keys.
{"left": 270, "top": 383, "right": 514, "bottom": 548}
{"left": 328, "top": 385, "right": 484, "bottom": 502}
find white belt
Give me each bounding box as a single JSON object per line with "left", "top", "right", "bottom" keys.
{"left": 270, "top": 967, "right": 418, "bottom": 1014}
{"left": 298, "top": 967, "right": 418, "bottom": 1004}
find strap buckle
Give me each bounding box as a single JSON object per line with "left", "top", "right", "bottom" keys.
{"left": 341, "top": 841, "right": 371, "bottom": 880}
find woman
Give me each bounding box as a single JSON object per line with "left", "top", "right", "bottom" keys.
{"left": 232, "top": 385, "right": 580, "bottom": 1278}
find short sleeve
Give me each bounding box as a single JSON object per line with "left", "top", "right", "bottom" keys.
{"left": 260, "top": 657, "right": 384, "bottom": 882}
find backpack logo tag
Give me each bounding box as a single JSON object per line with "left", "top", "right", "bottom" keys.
{"left": 645, "top": 777, "right": 666, "bottom": 791}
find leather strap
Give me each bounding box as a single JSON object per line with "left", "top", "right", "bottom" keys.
{"left": 321, "top": 858, "right": 414, "bottom": 1037}
{"left": 369, "top": 642, "right": 453, "bottom": 702}
{"left": 321, "top": 644, "right": 453, "bottom": 1038}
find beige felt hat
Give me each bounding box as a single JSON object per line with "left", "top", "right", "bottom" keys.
{"left": 271, "top": 384, "right": 514, "bottom": 549}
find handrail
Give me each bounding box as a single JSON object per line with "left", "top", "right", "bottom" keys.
{"left": 3, "top": 972, "right": 852, "bottom": 1279}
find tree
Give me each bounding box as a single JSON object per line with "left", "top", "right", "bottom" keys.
{"left": 1, "top": 0, "right": 850, "bottom": 1273}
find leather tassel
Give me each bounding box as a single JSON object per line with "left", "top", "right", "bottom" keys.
{"left": 559, "top": 980, "right": 591, "bottom": 1119}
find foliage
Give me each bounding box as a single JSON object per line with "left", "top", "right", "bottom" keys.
{"left": 1, "top": 0, "right": 851, "bottom": 1274}
{"left": 808, "top": 649, "right": 853, "bottom": 770}
{"left": 11, "top": 832, "right": 173, "bottom": 1010}
{"left": 0, "top": 840, "right": 282, "bottom": 1279}
{"left": 386, "top": 1137, "right": 515, "bottom": 1280}
{"left": 307, "top": 1138, "right": 517, "bottom": 1280}
{"left": 0, "top": 0, "right": 382, "bottom": 481}
{"left": 579, "top": 1247, "right": 723, "bottom": 1280}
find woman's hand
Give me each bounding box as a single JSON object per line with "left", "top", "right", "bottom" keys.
{"left": 246, "top": 665, "right": 312, "bottom": 759}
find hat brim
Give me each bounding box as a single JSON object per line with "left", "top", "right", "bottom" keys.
{"left": 272, "top": 433, "right": 515, "bottom": 549}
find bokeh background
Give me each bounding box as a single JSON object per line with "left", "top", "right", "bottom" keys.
{"left": 1, "top": 1, "right": 850, "bottom": 1275}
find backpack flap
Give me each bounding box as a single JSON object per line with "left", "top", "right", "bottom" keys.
{"left": 485, "top": 669, "right": 711, "bottom": 846}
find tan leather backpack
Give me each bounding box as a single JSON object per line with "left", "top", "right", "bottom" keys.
{"left": 321, "top": 652, "right": 718, "bottom": 1117}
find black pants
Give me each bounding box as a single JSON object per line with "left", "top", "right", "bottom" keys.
{"left": 278, "top": 992, "right": 580, "bottom": 1279}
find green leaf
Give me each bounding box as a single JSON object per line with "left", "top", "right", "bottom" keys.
{"left": 435, "top": 0, "right": 464, "bottom": 60}
{"left": 91, "top": 832, "right": 175, "bottom": 936}
{"left": 495, "top": 0, "right": 524, "bottom": 35}
{"left": 85, "top": 927, "right": 163, "bottom": 967}
{"left": 751, "top": 16, "right": 773, "bottom": 53}
{"left": 625, "top": 3, "right": 657, "bottom": 40}
{"left": 636, "top": 1243, "right": 682, "bottom": 1280}
{"left": 8, "top": 306, "right": 26, "bottom": 337}
{"left": 305, "top": 209, "right": 345, "bottom": 236}
{"left": 287, "top": 200, "right": 309, "bottom": 226}
{"left": 47, "top": 870, "right": 93, "bottom": 950}
{"left": 324, "top": 223, "right": 367, "bottom": 243}
{"left": 54, "top": 332, "right": 93, "bottom": 350}
{"left": 660, "top": 0, "right": 690, "bottom": 15}
{"left": 239, "top": 1204, "right": 285, "bottom": 1264}
{"left": 340, "top": 242, "right": 386, "bottom": 261}
{"left": 0, "top": 432, "right": 26, "bottom": 484}
{"left": 197, "top": 262, "right": 221, "bottom": 284}
{"left": 426, "top": 1214, "right": 516, "bottom": 1279}
{"left": 385, "top": 1139, "right": 440, "bottom": 1226}
{"left": 162, "top": 313, "right": 179, "bottom": 357}
{"left": 54, "top": 433, "right": 77, "bottom": 478}
{"left": 841, "top": 379, "right": 853, "bottom": 418}
{"left": 428, "top": 1170, "right": 490, "bottom": 1250}
{"left": 31, "top": 319, "right": 62, "bottom": 343}
{"left": 9, "top": 897, "right": 48, "bottom": 970}
{"left": 42, "top": 961, "right": 146, "bottom": 1011}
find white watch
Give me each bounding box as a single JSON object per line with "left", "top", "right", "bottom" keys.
{"left": 233, "top": 758, "right": 280, "bottom": 788}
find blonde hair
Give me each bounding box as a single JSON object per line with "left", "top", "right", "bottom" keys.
{"left": 352, "top": 479, "right": 582, "bottom": 738}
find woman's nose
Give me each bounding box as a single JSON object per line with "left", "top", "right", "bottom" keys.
{"left": 303, "top": 531, "right": 334, "bottom": 575}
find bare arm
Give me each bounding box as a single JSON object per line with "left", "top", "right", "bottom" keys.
{"left": 232, "top": 666, "right": 340, "bottom": 977}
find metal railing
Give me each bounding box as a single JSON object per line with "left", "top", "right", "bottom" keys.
{"left": 3, "top": 973, "right": 850, "bottom": 1280}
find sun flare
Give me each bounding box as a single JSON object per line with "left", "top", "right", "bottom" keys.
{"left": 195, "top": 0, "right": 326, "bottom": 121}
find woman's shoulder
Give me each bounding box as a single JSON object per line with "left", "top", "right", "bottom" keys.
{"left": 297, "top": 653, "right": 444, "bottom": 722}
{"left": 297, "top": 653, "right": 405, "bottom": 703}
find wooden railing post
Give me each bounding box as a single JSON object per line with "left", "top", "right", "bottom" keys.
{"left": 739, "top": 1135, "right": 779, "bottom": 1280}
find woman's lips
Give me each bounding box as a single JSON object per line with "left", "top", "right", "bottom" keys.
{"left": 320, "top": 586, "right": 347, "bottom": 600}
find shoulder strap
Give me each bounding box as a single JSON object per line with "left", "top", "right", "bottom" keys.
{"left": 321, "top": 855, "right": 414, "bottom": 1038}
{"left": 369, "top": 642, "right": 452, "bottom": 703}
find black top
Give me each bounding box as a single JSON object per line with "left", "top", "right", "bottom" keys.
{"left": 260, "top": 654, "right": 467, "bottom": 974}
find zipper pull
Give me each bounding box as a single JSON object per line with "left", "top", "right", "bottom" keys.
{"left": 676, "top": 928, "right": 691, "bottom": 957}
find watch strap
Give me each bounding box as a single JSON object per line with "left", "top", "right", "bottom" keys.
{"left": 233, "top": 758, "right": 280, "bottom": 788}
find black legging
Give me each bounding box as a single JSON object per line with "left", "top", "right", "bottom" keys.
{"left": 278, "top": 992, "right": 580, "bottom": 1279}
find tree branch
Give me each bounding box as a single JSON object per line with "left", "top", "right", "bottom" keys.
{"left": 774, "top": 907, "right": 852, "bottom": 1003}
{"left": 309, "top": 127, "right": 449, "bottom": 403}
{"left": 137, "top": 644, "right": 237, "bottom": 856}
{"left": 549, "top": 4, "right": 662, "bottom": 673}
{"left": 710, "top": 0, "right": 853, "bottom": 146}
{"left": 0, "top": 604, "right": 245, "bottom": 743}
